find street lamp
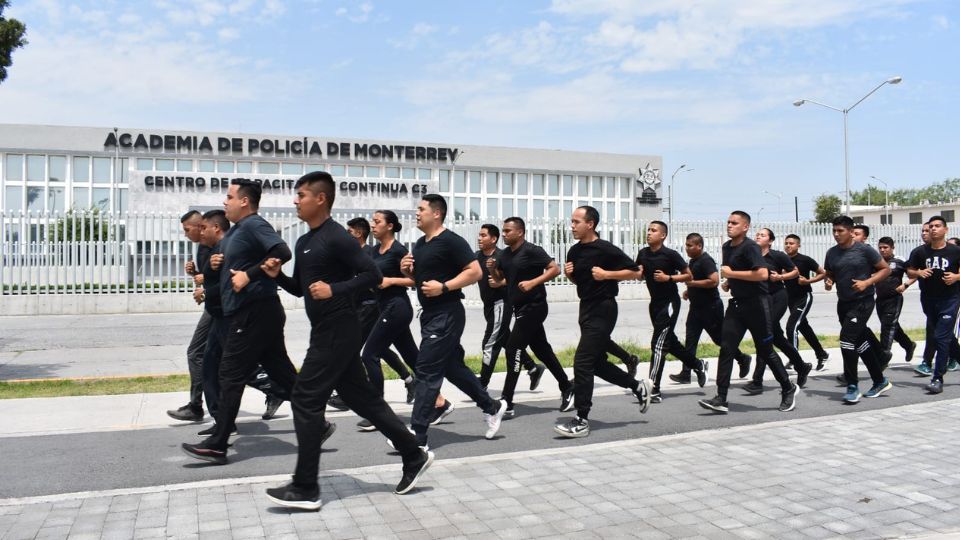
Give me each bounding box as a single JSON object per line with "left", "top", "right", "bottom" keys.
{"left": 668, "top": 164, "right": 693, "bottom": 228}
{"left": 870, "top": 175, "right": 890, "bottom": 225}
{"left": 762, "top": 190, "right": 783, "bottom": 221}
{"left": 793, "top": 75, "right": 902, "bottom": 216}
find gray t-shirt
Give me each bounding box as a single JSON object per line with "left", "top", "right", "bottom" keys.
{"left": 220, "top": 214, "right": 285, "bottom": 316}
{"left": 824, "top": 242, "right": 882, "bottom": 302}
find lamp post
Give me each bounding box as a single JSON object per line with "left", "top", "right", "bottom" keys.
{"left": 870, "top": 175, "right": 890, "bottom": 225}
{"left": 762, "top": 190, "right": 783, "bottom": 221}
{"left": 793, "top": 76, "right": 902, "bottom": 216}
{"left": 668, "top": 164, "right": 693, "bottom": 229}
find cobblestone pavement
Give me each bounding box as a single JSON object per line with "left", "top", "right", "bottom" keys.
{"left": 2, "top": 399, "right": 959, "bottom": 539}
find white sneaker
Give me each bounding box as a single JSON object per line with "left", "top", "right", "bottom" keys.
{"left": 484, "top": 399, "right": 507, "bottom": 440}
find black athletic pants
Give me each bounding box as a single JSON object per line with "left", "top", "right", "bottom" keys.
{"left": 752, "top": 289, "right": 806, "bottom": 383}
{"left": 921, "top": 295, "right": 960, "bottom": 380}
{"left": 360, "top": 297, "right": 417, "bottom": 396}
{"left": 681, "top": 298, "right": 749, "bottom": 376}
{"left": 359, "top": 301, "right": 412, "bottom": 389}
{"left": 186, "top": 311, "right": 211, "bottom": 412}
{"left": 292, "top": 316, "right": 421, "bottom": 488}
{"left": 875, "top": 294, "right": 914, "bottom": 355}
{"left": 649, "top": 295, "right": 702, "bottom": 392}
{"left": 412, "top": 303, "right": 499, "bottom": 445}
{"left": 479, "top": 299, "right": 535, "bottom": 387}
{"left": 501, "top": 301, "right": 571, "bottom": 405}
{"left": 836, "top": 298, "right": 885, "bottom": 386}
{"left": 786, "top": 291, "right": 828, "bottom": 359}
{"left": 207, "top": 297, "right": 298, "bottom": 450}
{"left": 573, "top": 298, "right": 640, "bottom": 420}
{"left": 715, "top": 295, "right": 791, "bottom": 399}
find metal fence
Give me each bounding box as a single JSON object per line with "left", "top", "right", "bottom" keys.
{"left": 0, "top": 210, "right": 925, "bottom": 295}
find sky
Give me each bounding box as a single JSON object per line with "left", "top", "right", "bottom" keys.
{"left": 1, "top": 0, "right": 958, "bottom": 221}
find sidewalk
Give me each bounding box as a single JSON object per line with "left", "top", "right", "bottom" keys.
{"left": 1, "top": 397, "right": 958, "bottom": 539}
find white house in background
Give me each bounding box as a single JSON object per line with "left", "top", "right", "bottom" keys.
{"left": 849, "top": 202, "right": 960, "bottom": 226}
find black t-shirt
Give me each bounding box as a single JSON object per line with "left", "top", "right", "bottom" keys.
{"left": 907, "top": 243, "right": 960, "bottom": 298}
{"left": 277, "top": 218, "right": 382, "bottom": 326}
{"left": 908, "top": 244, "right": 927, "bottom": 294}
{"left": 722, "top": 237, "right": 768, "bottom": 299}
{"left": 412, "top": 229, "right": 476, "bottom": 309}
{"left": 636, "top": 245, "right": 687, "bottom": 299}
{"left": 355, "top": 245, "right": 379, "bottom": 305}
{"left": 477, "top": 248, "right": 508, "bottom": 305}
{"left": 785, "top": 253, "right": 819, "bottom": 299}
{"left": 220, "top": 214, "right": 285, "bottom": 316}
{"left": 372, "top": 240, "right": 410, "bottom": 303}
{"left": 687, "top": 253, "right": 721, "bottom": 306}
{"left": 195, "top": 244, "right": 212, "bottom": 277}
{"left": 762, "top": 249, "right": 795, "bottom": 295}
{"left": 201, "top": 242, "right": 223, "bottom": 318}
{"left": 824, "top": 241, "right": 883, "bottom": 302}
{"left": 876, "top": 257, "right": 906, "bottom": 300}
{"left": 497, "top": 241, "right": 554, "bottom": 309}
{"left": 566, "top": 238, "right": 639, "bottom": 304}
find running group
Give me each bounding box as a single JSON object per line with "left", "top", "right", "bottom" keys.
{"left": 172, "top": 171, "right": 958, "bottom": 510}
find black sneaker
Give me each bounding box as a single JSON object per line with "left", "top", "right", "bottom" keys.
{"left": 698, "top": 395, "right": 728, "bottom": 413}
{"left": 357, "top": 419, "right": 377, "bottom": 432}
{"left": 779, "top": 384, "right": 798, "bottom": 412}
{"left": 503, "top": 404, "right": 515, "bottom": 418}
{"left": 167, "top": 404, "right": 203, "bottom": 422}
{"left": 836, "top": 374, "right": 847, "bottom": 386}
{"left": 528, "top": 363, "right": 546, "bottom": 391}
{"left": 395, "top": 449, "right": 435, "bottom": 495}
{"left": 623, "top": 354, "right": 640, "bottom": 379}
{"left": 669, "top": 372, "right": 692, "bottom": 384}
{"left": 327, "top": 394, "right": 349, "bottom": 411}
{"left": 904, "top": 341, "right": 917, "bottom": 362}
{"left": 737, "top": 356, "right": 752, "bottom": 379}
{"left": 815, "top": 358, "right": 827, "bottom": 371}
{"left": 649, "top": 392, "right": 662, "bottom": 404}
{"left": 265, "top": 482, "right": 321, "bottom": 511}
{"left": 181, "top": 441, "right": 227, "bottom": 465}
{"left": 320, "top": 421, "right": 337, "bottom": 445}
{"left": 429, "top": 400, "right": 455, "bottom": 426}
{"left": 796, "top": 362, "right": 812, "bottom": 389}
{"left": 197, "top": 423, "right": 237, "bottom": 436}
{"left": 785, "top": 361, "right": 794, "bottom": 370}
{"left": 559, "top": 388, "right": 575, "bottom": 412}
{"left": 404, "top": 379, "right": 417, "bottom": 404}
{"left": 926, "top": 379, "right": 944, "bottom": 394}
{"left": 554, "top": 416, "right": 590, "bottom": 438}
{"left": 633, "top": 379, "right": 653, "bottom": 413}
{"left": 743, "top": 381, "right": 764, "bottom": 395}
{"left": 262, "top": 396, "right": 284, "bottom": 420}
{"left": 695, "top": 360, "right": 709, "bottom": 388}
{"left": 816, "top": 351, "right": 830, "bottom": 361}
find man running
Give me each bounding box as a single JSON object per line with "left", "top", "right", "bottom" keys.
{"left": 489, "top": 217, "right": 574, "bottom": 415}
{"left": 476, "top": 223, "right": 545, "bottom": 393}
{"left": 823, "top": 216, "right": 891, "bottom": 403}
{"left": 783, "top": 234, "right": 830, "bottom": 370}
{"left": 555, "top": 206, "right": 652, "bottom": 438}
{"left": 401, "top": 195, "right": 507, "bottom": 448}
{"left": 637, "top": 221, "right": 708, "bottom": 402}
{"left": 876, "top": 237, "right": 917, "bottom": 365}
{"left": 853, "top": 224, "right": 870, "bottom": 244}
{"left": 698, "top": 211, "right": 799, "bottom": 414}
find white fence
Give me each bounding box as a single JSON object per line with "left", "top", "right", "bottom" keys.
{"left": 0, "top": 210, "right": 925, "bottom": 295}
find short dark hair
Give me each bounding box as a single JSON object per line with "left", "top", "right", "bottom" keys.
{"left": 347, "top": 217, "right": 371, "bottom": 240}
{"left": 295, "top": 171, "right": 336, "bottom": 207}
{"left": 422, "top": 194, "right": 447, "bottom": 222}
{"left": 650, "top": 220, "right": 668, "bottom": 235}
{"left": 685, "top": 232, "right": 703, "bottom": 247}
{"left": 730, "top": 210, "right": 751, "bottom": 224}
{"left": 480, "top": 223, "right": 500, "bottom": 240}
{"left": 950, "top": 237, "right": 960, "bottom": 244}
{"left": 232, "top": 179, "right": 262, "bottom": 210}
{"left": 503, "top": 216, "right": 526, "bottom": 233}
{"left": 853, "top": 224, "right": 870, "bottom": 238}
{"left": 785, "top": 234, "right": 800, "bottom": 243}
{"left": 577, "top": 205, "right": 600, "bottom": 229}
{"left": 832, "top": 215, "right": 854, "bottom": 229}
{"left": 375, "top": 210, "right": 402, "bottom": 234}
{"left": 202, "top": 209, "right": 230, "bottom": 232}
{"left": 760, "top": 227, "right": 775, "bottom": 242}
{"left": 878, "top": 236, "right": 894, "bottom": 247}
{"left": 929, "top": 215, "right": 947, "bottom": 227}
{"left": 180, "top": 210, "right": 201, "bottom": 223}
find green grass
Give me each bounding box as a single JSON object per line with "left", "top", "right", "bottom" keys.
{"left": 1, "top": 328, "right": 927, "bottom": 400}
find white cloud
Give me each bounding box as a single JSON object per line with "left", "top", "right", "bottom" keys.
{"left": 335, "top": 1, "right": 374, "bottom": 23}
{"left": 218, "top": 27, "right": 240, "bottom": 41}
{"left": 932, "top": 14, "right": 950, "bottom": 29}
{"left": 389, "top": 22, "right": 438, "bottom": 49}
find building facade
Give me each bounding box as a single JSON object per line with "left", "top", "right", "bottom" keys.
{"left": 849, "top": 203, "right": 960, "bottom": 226}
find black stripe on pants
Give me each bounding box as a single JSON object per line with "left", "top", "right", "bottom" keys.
{"left": 573, "top": 298, "right": 638, "bottom": 420}
{"left": 836, "top": 298, "right": 884, "bottom": 386}
{"left": 291, "top": 316, "right": 421, "bottom": 488}
{"left": 786, "top": 292, "right": 827, "bottom": 358}
{"left": 648, "top": 295, "right": 702, "bottom": 392}
{"left": 479, "top": 299, "right": 535, "bottom": 387}
{"left": 715, "top": 296, "right": 792, "bottom": 398}
{"left": 361, "top": 297, "right": 418, "bottom": 396}
{"left": 501, "top": 301, "right": 571, "bottom": 405}
{"left": 681, "top": 299, "right": 749, "bottom": 376}
{"left": 752, "top": 289, "right": 806, "bottom": 383}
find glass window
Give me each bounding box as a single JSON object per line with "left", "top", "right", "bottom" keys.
{"left": 177, "top": 159, "right": 193, "bottom": 172}
{"left": 26, "top": 155, "right": 45, "bottom": 181}
{"left": 533, "top": 200, "right": 544, "bottom": 217}
{"left": 454, "top": 197, "right": 466, "bottom": 221}
{"left": 49, "top": 156, "right": 66, "bottom": 183}
{"left": 217, "top": 161, "right": 235, "bottom": 173}
{"left": 517, "top": 200, "right": 528, "bottom": 217}
{"left": 502, "top": 173, "right": 514, "bottom": 194}
{"left": 548, "top": 174, "right": 560, "bottom": 196}
{"left": 469, "top": 171, "right": 481, "bottom": 193}
{"left": 155, "top": 159, "right": 174, "bottom": 172}
{"left": 403, "top": 168, "right": 416, "bottom": 180}
{"left": 305, "top": 163, "right": 325, "bottom": 173}
{"left": 517, "top": 173, "right": 528, "bottom": 195}
{"left": 4, "top": 186, "right": 22, "bottom": 211}
{"left": 592, "top": 176, "right": 603, "bottom": 197}
{"left": 621, "top": 177, "right": 631, "bottom": 199}
{"left": 606, "top": 177, "right": 616, "bottom": 197}
{"left": 454, "top": 171, "right": 466, "bottom": 193}
{"left": 621, "top": 202, "right": 630, "bottom": 221}
{"left": 439, "top": 170, "right": 449, "bottom": 191}
{"left": 486, "top": 172, "right": 497, "bottom": 193}
{"left": 93, "top": 188, "right": 110, "bottom": 211}
{"left": 27, "top": 187, "right": 43, "bottom": 211}
{"left": 909, "top": 212, "right": 922, "bottom": 225}
{"left": 385, "top": 167, "right": 401, "bottom": 179}
{"left": 486, "top": 199, "right": 498, "bottom": 218}
{"left": 237, "top": 161, "right": 253, "bottom": 173}
{"left": 92, "top": 158, "right": 111, "bottom": 183}
{"left": 5, "top": 154, "right": 23, "bottom": 180}
{"left": 116, "top": 188, "right": 128, "bottom": 212}
{"left": 365, "top": 166, "right": 381, "bottom": 178}
{"left": 533, "top": 174, "right": 544, "bottom": 196}
{"left": 944, "top": 210, "right": 956, "bottom": 222}
{"left": 348, "top": 165, "right": 364, "bottom": 177}
{"left": 48, "top": 187, "right": 65, "bottom": 212}
{"left": 563, "top": 175, "right": 573, "bottom": 197}
{"left": 502, "top": 199, "right": 514, "bottom": 217}
{"left": 72, "top": 187, "right": 88, "bottom": 209}
{"left": 563, "top": 201, "right": 573, "bottom": 217}
{"left": 418, "top": 168, "right": 432, "bottom": 180}
{"left": 548, "top": 200, "right": 559, "bottom": 218}
{"left": 259, "top": 162, "right": 280, "bottom": 174}
{"left": 118, "top": 158, "right": 129, "bottom": 183}
{"left": 606, "top": 202, "right": 615, "bottom": 220}
{"left": 330, "top": 165, "right": 345, "bottom": 176}
{"left": 282, "top": 163, "right": 303, "bottom": 175}
{"left": 578, "top": 175, "right": 588, "bottom": 196}
{"left": 136, "top": 158, "right": 153, "bottom": 171}
{"left": 469, "top": 198, "right": 480, "bottom": 220}
{"left": 198, "top": 160, "right": 215, "bottom": 173}
{"left": 73, "top": 157, "right": 89, "bottom": 182}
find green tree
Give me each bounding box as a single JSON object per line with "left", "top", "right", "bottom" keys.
{"left": 49, "top": 209, "right": 111, "bottom": 242}
{"left": 849, "top": 178, "right": 960, "bottom": 207}
{"left": 0, "top": 0, "right": 27, "bottom": 83}
{"left": 813, "top": 194, "right": 842, "bottom": 223}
